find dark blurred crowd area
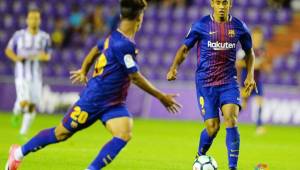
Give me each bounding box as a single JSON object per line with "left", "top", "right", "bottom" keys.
{"left": 52, "top": 4, "right": 119, "bottom": 49}
{"left": 51, "top": 0, "right": 292, "bottom": 49}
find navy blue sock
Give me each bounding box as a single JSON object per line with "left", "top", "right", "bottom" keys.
{"left": 226, "top": 127, "right": 240, "bottom": 169}
{"left": 198, "top": 129, "right": 215, "bottom": 156}
{"left": 21, "top": 128, "right": 58, "bottom": 156}
{"left": 88, "top": 137, "right": 127, "bottom": 170}
{"left": 256, "top": 106, "right": 263, "bottom": 127}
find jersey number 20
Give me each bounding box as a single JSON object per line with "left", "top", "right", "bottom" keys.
{"left": 70, "top": 106, "right": 88, "bottom": 124}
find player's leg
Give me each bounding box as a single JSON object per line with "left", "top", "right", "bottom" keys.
{"left": 87, "top": 106, "right": 132, "bottom": 170}
{"left": 12, "top": 78, "right": 28, "bottom": 128}
{"left": 19, "top": 79, "right": 32, "bottom": 137}
{"left": 196, "top": 87, "right": 220, "bottom": 156}
{"left": 254, "top": 96, "right": 266, "bottom": 135}
{"left": 219, "top": 84, "right": 241, "bottom": 170}
{"left": 11, "top": 100, "right": 23, "bottom": 128}
{"left": 6, "top": 104, "right": 99, "bottom": 170}
{"left": 19, "top": 104, "right": 36, "bottom": 138}
{"left": 198, "top": 118, "right": 220, "bottom": 156}
{"left": 19, "top": 79, "right": 41, "bottom": 136}
{"left": 222, "top": 104, "right": 240, "bottom": 170}
{"left": 5, "top": 123, "right": 71, "bottom": 170}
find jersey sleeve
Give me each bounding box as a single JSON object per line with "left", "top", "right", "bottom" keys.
{"left": 97, "top": 39, "right": 105, "bottom": 52}
{"left": 183, "top": 22, "right": 202, "bottom": 49}
{"left": 45, "top": 34, "right": 52, "bottom": 53}
{"left": 239, "top": 22, "right": 252, "bottom": 52}
{"left": 113, "top": 41, "right": 139, "bottom": 74}
{"left": 6, "top": 31, "right": 20, "bottom": 51}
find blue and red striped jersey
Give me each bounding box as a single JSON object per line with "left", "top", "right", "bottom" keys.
{"left": 77, "top": 30, "right": 139, "bottom": 110}
{"left": 184, "top": 14, "right": 252, "bottom": 87}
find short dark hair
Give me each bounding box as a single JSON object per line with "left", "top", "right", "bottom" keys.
{"left": 120, "top": 0, "right": 147, "bottom": 20}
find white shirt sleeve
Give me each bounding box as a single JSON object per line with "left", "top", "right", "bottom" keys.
{"left": 7, "top": 31, "right": 20, "bottom": 50}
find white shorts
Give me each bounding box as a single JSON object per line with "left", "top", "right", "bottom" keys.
{"left": 15, "top": 78, "right": 42, "bottom": 106}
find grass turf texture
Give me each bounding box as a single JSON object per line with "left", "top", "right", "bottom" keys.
{"left": 0, "top": 113, "right": 299, "bottom": 170}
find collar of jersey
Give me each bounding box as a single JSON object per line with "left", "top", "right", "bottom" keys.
{"left": 210, "top": 14, "right": 232, "bottom": 23}
{"left": 116, "top": 29, "right": 136, "bottom": 44}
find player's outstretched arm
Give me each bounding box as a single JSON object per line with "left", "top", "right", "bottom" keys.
{"left": 81, "top": 46, "right": 101, "bottom": 75}
{"left": 244, "top": 48, "right": 257, "bottom": 97}
{"left": 5, "top": 48, "right": 24, "bottom": 62}
{"left": 70, "top": 46, "right": 100, "bottom": 84}
{"left": 129, "top": 72, "right": 182, "bottom": 114}
{"left": 167, "top": 45, "right": 190, "bottom": 81}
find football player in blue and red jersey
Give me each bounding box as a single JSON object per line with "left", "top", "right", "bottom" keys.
{"left": 6, "top": 1, "right": 181, "bottom": 170}
{"left": 167, "top": 0, "right": 256, "bottom": 169}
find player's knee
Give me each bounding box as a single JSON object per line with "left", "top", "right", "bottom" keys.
{"left": 206, "top": 122, "right": 220, "bottom": 136}
{"left": 224, "top": 114, "right": 238, "bottom": 127}
{"left": 114, "top": 132, "right": 132, "bottom": 142}
{"left": 20, "top": 101, "right": 28, "bottom": 108}
{"left": 54, "top": 128, "right": 73, "bottom": 141}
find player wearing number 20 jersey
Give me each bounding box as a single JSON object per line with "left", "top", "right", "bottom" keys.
{"left": 64, "top": 30, "right": 140, "bottom": 130}
{"left": 6, "top": 1, "right": 182, "bottom": 170}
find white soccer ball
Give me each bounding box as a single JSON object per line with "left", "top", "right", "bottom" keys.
{"left": 193, "top": 155, "right": 218, "bottom": 170}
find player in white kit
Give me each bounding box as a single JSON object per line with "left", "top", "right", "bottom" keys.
{"left": 5, "top": 9, "right": 51, "bottom": 139}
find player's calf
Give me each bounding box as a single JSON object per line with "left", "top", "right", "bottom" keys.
{"left": 198, "top": 118, "right": 220, "bottom": 156}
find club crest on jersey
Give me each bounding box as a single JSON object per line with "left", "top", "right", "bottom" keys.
{"left": 208, "top": 41, "right": 236, "bottom": 51}
{"left": 228, "top": 29, "right": 235, "bottom": 37}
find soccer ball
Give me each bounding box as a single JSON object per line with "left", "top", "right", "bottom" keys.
{"left": 193, "top": 155, "right": 218, "bottom": 170}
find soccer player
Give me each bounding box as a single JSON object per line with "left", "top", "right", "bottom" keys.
{"left": 167, "top": 0, "right": 256, "bottom": 169}
{"left": 5, "top": 9, "right": 51, "bottom": 139}
{"left": 6, "top": 1, "right": 181, "bottom": 170}
{"left": 237, "top": 27, "right": 267, "bottom": 135}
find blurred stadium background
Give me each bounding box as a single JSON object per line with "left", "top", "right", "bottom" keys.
{"left": 0, "top": 0, "right": 300, "bottom": 169}
{"left": 0, "top": 0, "right": 299, "bottom": 123}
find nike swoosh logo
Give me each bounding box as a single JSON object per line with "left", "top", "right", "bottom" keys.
{"left": 209, "top": 31, "right": 217, "bottom": 35}
{"left": 231, "top": 149, "right": 239, "bottom": 152}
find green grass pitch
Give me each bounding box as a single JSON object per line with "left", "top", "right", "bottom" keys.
{"left": 0, "top": 113, "right": 299, "bottom": 170}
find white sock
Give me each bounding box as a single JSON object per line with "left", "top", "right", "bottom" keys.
{"left": 20, "top": 112, "right": 35, "bottom": 135}
{"left": 14, "top": 147, "right": 24, "bottom": 160}
{"left": 13, "top": 102, "right": 22, "bottom": 116}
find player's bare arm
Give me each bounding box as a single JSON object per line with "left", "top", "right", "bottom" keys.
{"left": 237, "top": 56, "right": 264, "bottom": 70}
{"left": 129, "top": 72, "right": 182, "bottom": 114}
{"left": 5, "top": 48, "right": 24, "bottom": 62}
{"left": 70, "top": 46, "right": 100, "bottom": 84}
{"left": 167, "top": 44, "right": 190, "bottom": 81}
{"left": 244, "top": 48, "right": 257, "bottom": 97}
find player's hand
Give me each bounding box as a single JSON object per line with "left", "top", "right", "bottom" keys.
{"left": 38, "top": 52, "right": 50, "bottom": 62}
{"left": 244, "top": 74, "right": 257, "bottom": 97}
{"left": 14, "top": 56, "right": 25, "bottom": 63}
{"left": 166, "top": 68, "right": 177, "bottom": 81}
{"left": 159, "top": 93, "right": 182, "bottom": 114}
{"left": 70, "top": 69, "right": 88, "bottom": 85}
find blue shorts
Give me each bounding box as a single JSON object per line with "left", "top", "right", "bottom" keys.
{"left": 196, "top": 82, "right": 241, "bottom": 121}
{"left": 62, "top": 103, "right": 132, "bottom": 133}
